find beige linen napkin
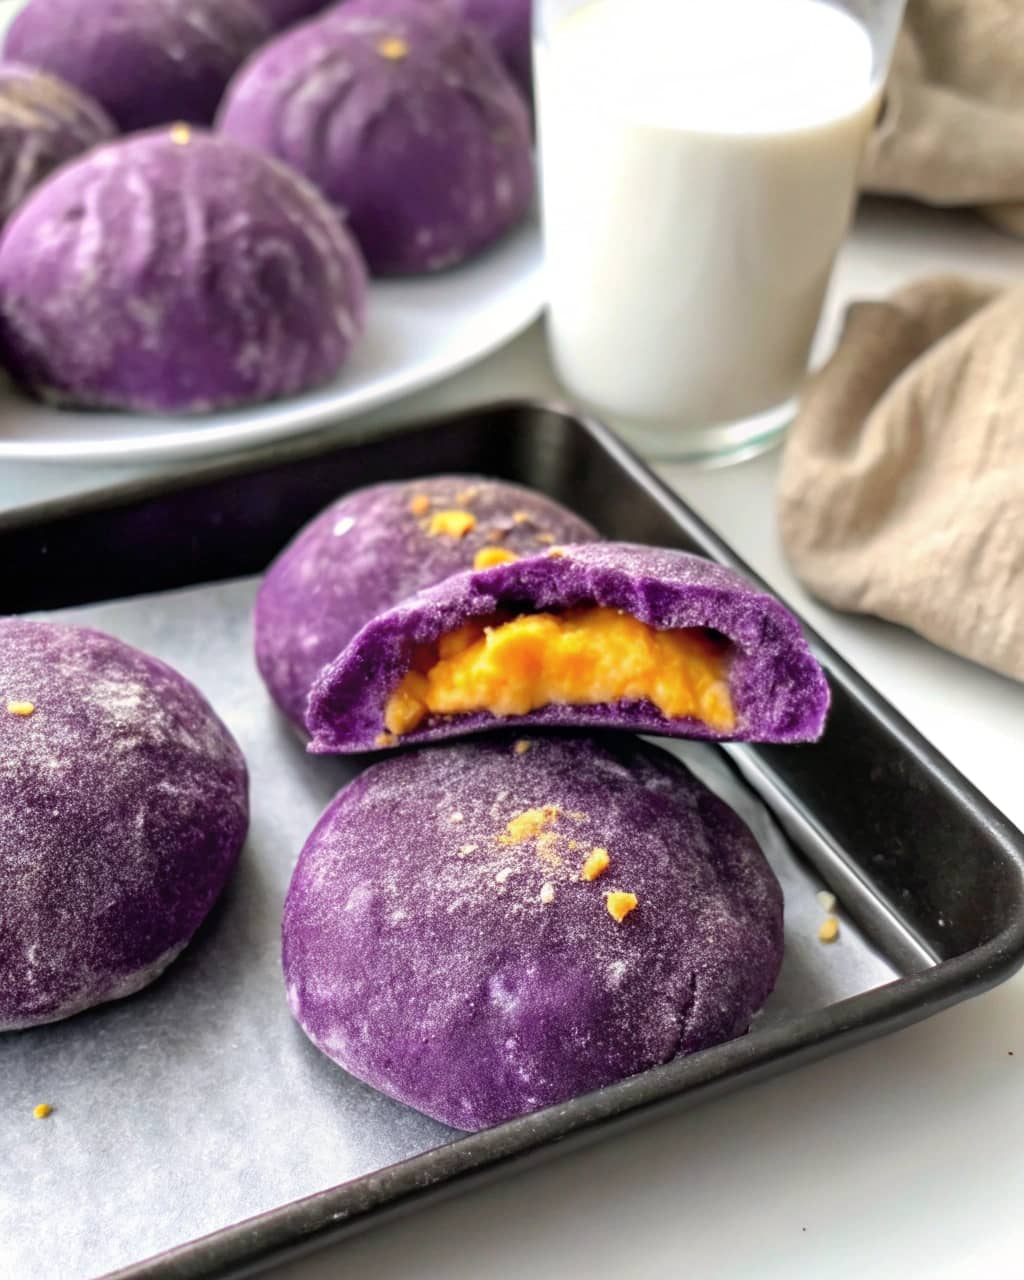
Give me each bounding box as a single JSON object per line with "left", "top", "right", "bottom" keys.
{"left": 862, "top": 0, "right": 1024, "bottom": 234}
{"left": 778, "top": 276, "right": 1024, "bottom": 681}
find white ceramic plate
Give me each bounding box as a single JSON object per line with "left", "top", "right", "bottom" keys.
{"left": 0, "top": 216, "right": 544, "bottom": 464}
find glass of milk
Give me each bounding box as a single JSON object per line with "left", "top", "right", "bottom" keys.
{"left": 534, "top": 0, "right": 905, "bottom": 462}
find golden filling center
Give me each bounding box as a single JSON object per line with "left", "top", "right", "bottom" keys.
{"left": 383, "top": 606, "right": 735, "bottom": 736}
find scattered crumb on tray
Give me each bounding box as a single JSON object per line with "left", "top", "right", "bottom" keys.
{"left": 7, "top": 700, "right": 35, "bottom": 716}
{"left": 33, "top": 1103, "right": 53, "bottom": 1119}
{"left": 816, "top": 890, "right": 837, "bottom": 913}
{"left": 818, "top": 917, "right": 839, "bottom": 944}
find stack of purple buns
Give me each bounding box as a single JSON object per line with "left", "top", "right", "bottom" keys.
{"left": 0, "top": 0, "right": 535, "bottom": 413}
{"left": 258, "top": 474, "right": 830, "bottom": 1129}
{"left": 0, "top": 2, "right": 833, "bottom": 1137}
{"left": 2, "top": 468, "right": 829, "bottom": 1133}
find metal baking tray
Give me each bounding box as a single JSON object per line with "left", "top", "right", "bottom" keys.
{"left": 2, "top": 402, "right": 1023, "bottom": 1280}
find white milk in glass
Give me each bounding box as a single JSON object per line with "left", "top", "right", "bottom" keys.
{"left": 535, "top": 0, "right": 880, "bottom": 457}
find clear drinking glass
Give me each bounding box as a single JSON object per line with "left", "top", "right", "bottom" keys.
{"left": 534, "top": 0, "right": 906, "bottom": 462}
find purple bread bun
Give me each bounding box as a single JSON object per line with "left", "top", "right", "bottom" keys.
{"left": 255, "top": 475, "right": 598, "bottom": 728}
{"left": 251, "top": 0, "right": 334, "bottom": 30}
{"left": 0, "top": 618, "right": 248, "bottom": 1032}
{"left": 370, "top": 0, "right": 532, "bottom": 100}
{"left": 306, "top": 542, "right": 831, "bottom": 752}
{"left": 0, "top": 128, "right": 367, "bottom": 414}
{"left": 4, "top": 0, "right": 271, "bottom": 132}
{"left": 0, "top": 62, "right": 114, "bottom": 226}
{"left": 217, "top": 3, "right": 534, "bottom": 275}
{"left": 283, "top": 731, "right": 784, "bottom": 1131}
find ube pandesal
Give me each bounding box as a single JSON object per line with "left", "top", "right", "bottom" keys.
{"left": 0, "top": 128, "right": 367, "bottom": 414}
{"left": 0, "top": 619, "right": 248, "bottom": 1031}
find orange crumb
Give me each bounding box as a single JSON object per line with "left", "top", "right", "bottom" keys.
{"left": 408, "top": 494, "right": 431, "bottom": 516}
{"left": 535, "top": 532, "right": 556, "bottom": 545}
{"left": 547, "top": 548, "right": 566, "bottom": 558}
{"left": 512, "top": 511, "right": 531, "bottom": 525}
{"left": 536, "top": 831, "right": 562, "bottom": 866}
{"left": 473, "top": 547, "right": 519, "bottom": 571}
{"left": 580, "top": 848, "right": 610, "bottom": 881}
{"left": 168, "top": 123, "right": 191, "bottom": 145}
{"left": 374, "top": 732, "right": 397, "bottom": 748}
{"left": 7, "top": 701, "right": 34, "bottom": 717}
{"left": 429, "top": 509, "right": 476, "bottom": 539}
{"left": 818, "top": 917, "right": 840, "bottom": 944}
{"left": 33, "top": 1104, "right": 52, "bottom": 1119}
{"left": 376, "top": 34, "right": 410, "bottom": 59}
{"left": 513, "top": 739, "right": 531, "bottom": 755}
{"left": 605, "top": 892, "right": 638, "bottom": 923}
{"left": 499, "top": 806, "right": 559, "bottom": 845}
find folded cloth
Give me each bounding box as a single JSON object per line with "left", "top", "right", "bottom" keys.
{"left": 862, "top": 0, "right": 1024, "bottom": 234}
{"left": 778, "top": 275, "right": 1024, "bottom": 681}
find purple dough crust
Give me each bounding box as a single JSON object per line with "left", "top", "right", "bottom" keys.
{"left": 255, "top": 475, "right": 598, "bottom": 728}
{"left": 217, "top": 3, "right": 534, "bottom": 275}
{"left": 307, "top": 542, "right": 831, "bottom": 751}
{"left": 0, "top": 128, "right": 367, "bottom": 413}
{"left": 349, "top": 0, "right": 533, "bottom": 100}
{"left": 0, "top": 62, "right": 114, "bottom": 226}
{"left": 252, "top": 0, "right": 333, "bottom": 31}
{"left": 4, "top": 0, "right": 271, "bottom": 132}
{"left": 283, "top": 731, "right": 784, "bottom": 1131}
{"left": 0, "top": 618, "right": 249, "bottom": 1031}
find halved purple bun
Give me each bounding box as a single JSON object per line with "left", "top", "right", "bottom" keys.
{"left": 0, "top": 618, "right": 248, "bottom": 1031}
{"left": 283, "top": 731, "right": 784, "bottom": 1131}
{"left": 4, "top": 0, "right": 271, "bottom": 132}
{"left": 218, "top": 3, "right": 534, "bottom": 275}
{"left": 0, "top": 128, "right": 367, "bottom": 413}
{"left": 307, "top": 542, "right": 830, "bottom": 752}
{"left": 0, "top": 62, "right": 115, "bottom": 226}
{"left": 255, "top": 475, "right": 598, "bottom": 728}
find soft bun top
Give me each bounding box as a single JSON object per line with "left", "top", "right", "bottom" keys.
{"left": 0, "top": 618, "right": 249, "bottom": 1031}
{"left": 218, "top": 2, "right": 534, "bottom": 274}
{"left": 0, "top": 127, "right": 367, "bottom": 413}
{"left": 4, "top": 0, "right": 271, "bottom": 131}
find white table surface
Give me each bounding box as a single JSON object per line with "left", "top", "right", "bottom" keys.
{"left": 3, "top": 198, "right": 1023, "bottom": 1280}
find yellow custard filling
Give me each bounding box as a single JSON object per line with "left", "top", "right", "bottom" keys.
{"left": 383, "top": 606, "right": 735, "bottom": 736}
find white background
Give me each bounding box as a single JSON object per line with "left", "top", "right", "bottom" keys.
{"left": 2, "top": 198, "right": 1023, "bottom": 1279}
